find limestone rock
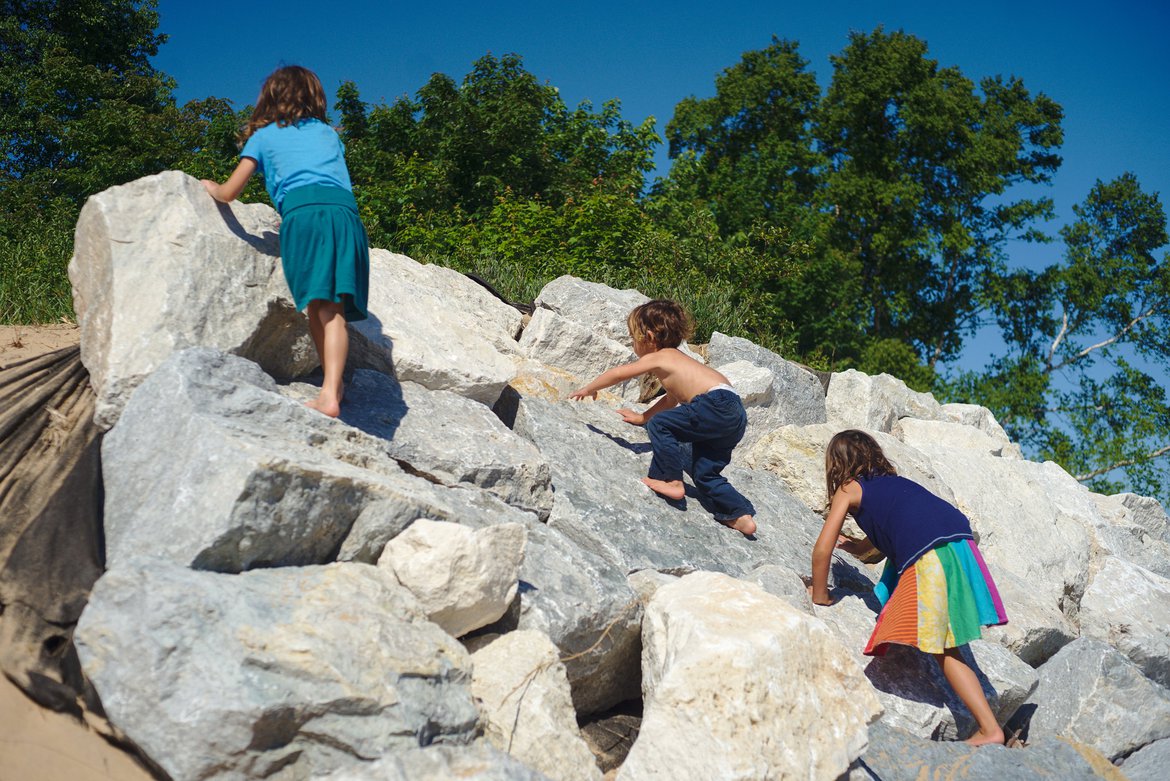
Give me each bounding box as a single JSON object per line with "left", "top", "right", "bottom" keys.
{"left": 811, "top": 595, "right": 1036, "bottom": 740}
{"left": 533, "top": 275, "right": 649, "bottom": 344}
{"left": 319, "top": 744, "right": 551, "bottom": 780}
{"left": 352, "top": 249, "right": 521, "bottom": 405}
{"left": 471, "top": 631, "right": 601, "bottom": 781}
{"left": 512, "top": 396, "right": 826, "bottom": 580}
{"left": 1022, "top": 637, "right": 1170, "bottom": 761}
{"left": 519, "top": 308, "right": 641, "bottom": 401}
{"left": 849, "top": 720, "right": 1126, "bottom": 781}
{"left": 1087, "top": 492, "right": 1170, "bottom": 579}
{"left": 379, "top": 520, "right": 526, "bottom": 639}
{"left": 618, "top": 572, "right": 881, "bottom": 781}
{"left": 75, "top": 559, "right": 479, "bottom": 781}
{"left": 1079, "top": 556, "right": 1170, "bottom": 688}
{"left": 287, "top": 369, "right": 554, "bottom": 520}
{"left": 1120, "top": 738, "right": 1170, "bottom": 781}
{"left": 825, "top": 369, "right": 942, "bottom": 433}
{"left": 68, "top": 171, "right": 313, "bottom": 428}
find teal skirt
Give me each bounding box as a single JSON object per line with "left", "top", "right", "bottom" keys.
{"left": 279, "top": 184, "right": 369, "bottom": 322}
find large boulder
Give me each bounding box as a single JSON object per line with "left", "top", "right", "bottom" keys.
{"left": 1020, "top": 637, "right": 1170, "bottom": 762}
{"left": 825, "top": 369, "right": 942, "bottom": 433}
{"left": 68, "top": 171, "right": 312, "bottom": 428}
{"left": 470, "top": 631, "right": 601, "bottom": 781}
{"left": 319, "top": 745, "right": 552, "bottom": 781}
{"left": 352, "top": 249, "right": 523, "bottom": 405}
{"left": 379, "top": 520, "right": 527, "bottom": 639}
{"left": 618, "top": 572, "right": 881, "bottom": 781}
{"left": 811, "top": 594, "right": 1037, "bottom": 741}
{"left": 1078, "top": 556, "right": 1170, "bottom": 688}
{"left": 75, "top": 559, "right": 479, "bottom": 781}
{"left": 289, "top": 369, "right": 554, "bottom": 520}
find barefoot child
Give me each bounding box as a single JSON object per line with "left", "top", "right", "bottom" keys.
{"left": 201, "top": 65, "right": 369, "bottom": 417}
{"left": 809, "top": 429, "right": 1009, "bottom": 746}
{"left": 569, "top": 300, "right": 757, "bottom": 536}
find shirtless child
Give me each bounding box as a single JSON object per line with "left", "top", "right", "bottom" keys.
{"left": 569, "top": 300, "right": 757, "bottom": 536}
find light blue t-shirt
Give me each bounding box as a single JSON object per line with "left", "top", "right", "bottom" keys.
{"left": 240, "top": 118, "right": 352, "bottom": 211}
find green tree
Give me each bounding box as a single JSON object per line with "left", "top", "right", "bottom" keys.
{"left": 953, "top": 174, "right": 1170, "bottom": 498}
{"left": 0, "top": 0, "right": 188, "bottom": 234}
{"left": 817, "top": 27, "right": 1063, "bottom": 373}
{"left": 655, "top": 37, "right": 822, "bottom": 241}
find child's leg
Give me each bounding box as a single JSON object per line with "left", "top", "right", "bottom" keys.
{"left": 643, "top": 408, "right": 693, "bottom": 500}
{"left": 934, "top": 648, "right": 1004, "bottom": 746}
{"left": 306, "top": 299, "right": 348, "bottom": 417}
{"left": 692, "top": 442, "right": 756, "bottom": 536}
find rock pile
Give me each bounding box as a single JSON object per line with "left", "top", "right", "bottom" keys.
{"left": 22, "top": 170, "right": 1170, "bottom": 779}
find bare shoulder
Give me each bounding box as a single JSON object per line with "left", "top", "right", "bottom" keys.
{"left": 839, "top": 480, "right": 864, "bottom": 505}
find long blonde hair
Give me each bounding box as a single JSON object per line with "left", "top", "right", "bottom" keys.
{"left": 825, "top": 429, "right": 897, "bottom": 504}
{"left": 240, "top": 65, "right": 328, "bottom": 142}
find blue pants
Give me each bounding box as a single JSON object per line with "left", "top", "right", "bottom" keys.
{"left": 645, "top": 389, "right": 756, "bottom": 521}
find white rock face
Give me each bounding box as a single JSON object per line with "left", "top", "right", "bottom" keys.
{"left": 534, "top": 275, "right": 649, "bottom": 344}
{"left": 519, "top": 308, "right": 641, "bottom": 401}
{"left": 618, "top": 572, "right": 881, "bottom": 781}
{"left": 1079, "top": 556, "right": 1170, "bottom": 687}
{"left": 68, "top": 171, "right": 314, "bottom": 428}
{"left": 826, "top": 369, "right": 942, "bottom": 432}
{"left": 353, "top": 249, "right": 522, "bottom": 405}
{"left": 718, "top": 360, "right": 775, "bottom": 406}
{"left": 471, "top": 631, "right": 601, "bottom": 781}
{"left": 379, "top": 520, "right": 527, "bottom": 638}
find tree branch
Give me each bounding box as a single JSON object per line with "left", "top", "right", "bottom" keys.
{"left": 1074, "top": 443, "right": 1170, "bottom": 482}
{"left": 1049, "top": 305, "right": 1158, "bottom": 373}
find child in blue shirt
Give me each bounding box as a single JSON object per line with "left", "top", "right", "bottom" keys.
{"left": 202, "top": 65, "right": 369, "bottom": 417}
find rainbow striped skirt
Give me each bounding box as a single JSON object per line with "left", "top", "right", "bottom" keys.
{"left": 864, "top": 539, "right": 1008, "bottom": 656}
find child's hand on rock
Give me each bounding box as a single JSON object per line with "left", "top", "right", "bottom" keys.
{"left": 617, "top": 408, "right": 645, "bottom": 425}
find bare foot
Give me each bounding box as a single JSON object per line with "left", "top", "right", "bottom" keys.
{"left": 964, "top": 727, "right": 1005, "bottom": 747}
{"left": 306, "top": 395, "right": 341, "bottom": 418}
{"left": 641, "top": 477, "right": 685, "bottom": 500}
{"left": 720, "top": 515, "right": 757, "bottom": 536}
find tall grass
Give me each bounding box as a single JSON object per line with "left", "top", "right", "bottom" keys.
{"left": 0, "top": 223, "right": 75, "bottom": 324}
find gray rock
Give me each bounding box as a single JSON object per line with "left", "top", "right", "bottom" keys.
{"left": 1088, "top": 492, "right": 1170, "bottom": 579}
{"left": 705, "top": 332, "right": 826, "bottom": 447}
{"left": 1021, "top": 637, "right": 1170, "bottom": 762}
{"left": 68, "top": 171, "right": 313, "bottom": 428}
{"left": 75, "top": 559, "right": 479, "bottom": 781}
{"left": 742, "top": 563, "right": 815, "bottom": 613}
{"left": 848, "top": 720, "right": 1122, "bottom": 781}
{"left": 825, "top": 369, "right": 942, "bottom": 433}
{"left": 512, "top": 396, "right": 826, "bottom": 579}
{"left": 102, "top": 348, "right": 487, "bottom": 573}
{"left": 1120, "top": 737, "right": 1170, "bottom": 781}
{"left": 353, "top": 249, "right": 521, "bottom": 405}
{"left": 474, "top": 520, "right": 644, "bottom": 717}
{"left": 286, "top": 370, "right": 554, "bottom": 520}
{"left": 533, "top": 276, "right": 649, "bottom": 344}
{"left": 812, "top": 595, "right": 1036, "bottom": 741}
{"left": 1078, "top": 556, "right": 1170, "bottom": 689}
{"left": 320, "top": 745, "right": 552, "bottom": 780}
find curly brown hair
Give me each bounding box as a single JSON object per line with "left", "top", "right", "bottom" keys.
{"left": 825, "top": 429, "right": 897, "bottom": 504}
{"left": 240, "top": 65, "right": 328, "bottom": 142}
{"left": 627, "top": 299, "right": 694, "bottom": 349}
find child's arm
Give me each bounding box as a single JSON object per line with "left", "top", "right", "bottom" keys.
{"left": 617, "top": 392, "right": 678, "bottom": 425}
{"left": 809, "top": 482, "right": 861, "bottom": 605}
{"left": 569, "top": 353, "right": 660, "bottom": 401}
{"left": 202, "top": 157, "right": 257, "bottom": 204}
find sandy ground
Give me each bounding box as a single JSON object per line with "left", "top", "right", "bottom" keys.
{"left": 0, "top": 676, "right": 154, "bottom": 781}
{"left": 1, "top": 321, "right": 157, "bottom": 779}
{"left": 0, "top": 322, "right": 81, "bottom": 368}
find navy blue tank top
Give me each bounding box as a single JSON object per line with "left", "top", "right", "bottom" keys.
{"left": 853, "top": 474, "right": 973, "bottom": 574}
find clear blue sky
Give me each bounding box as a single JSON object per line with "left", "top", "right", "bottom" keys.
{"left": 153, "top": 0, "right": 1169, "bottom": 370}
